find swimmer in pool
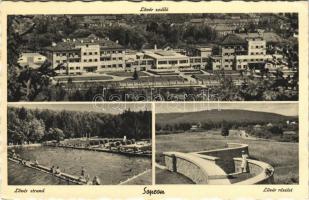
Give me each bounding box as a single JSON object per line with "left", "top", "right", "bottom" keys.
{"left": 92, "top": 176, "right": 101, "bottom": 185}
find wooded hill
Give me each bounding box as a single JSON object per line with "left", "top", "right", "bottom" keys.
{"left": 156, "top": 109, "right": 296, "bottom": 126}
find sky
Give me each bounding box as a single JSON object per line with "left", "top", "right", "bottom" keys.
{"left": 8, "top": 103, "right": 152, "bottom": 114}
{"left": 155, "top": 102, "right": 298, "bottom": 116}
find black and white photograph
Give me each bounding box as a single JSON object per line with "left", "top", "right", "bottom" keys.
{"left": 155, "top": 103, "right": 298, "bottom": 185}
{"left": 7, "top": 103, "right": 152, "bottom": 185}
{"left": 7, "top": 13, "right": 298, "bottom": 102}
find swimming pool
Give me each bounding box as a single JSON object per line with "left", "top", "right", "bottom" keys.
{"left": 8, "top": 146, "right": 151, "bottom": 185}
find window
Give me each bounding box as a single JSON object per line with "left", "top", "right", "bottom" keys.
{"left": 62, "top": 53, "right": 66, "bottom": 56}
{"left": 89, "top": 52, "right": 92, "bottom": 55}
{"left": 94, "top": 59, "right": 98, "bottom": 62}
{"left": 169, "top": 60, "right": 177, "bottom": 65}
{"left": 112, "top": 51, "right": 115, "bottom": 53}
{"left": 89, "top": 59, "right": 92, "bottom": 62}
{"left": 158, "top": 61, "right": 167, "bottom": 65}
{"left": 94, "top": 52, "right": 98, "bottom": 55}
{"left": 180, "top": 60, "right": 188, "bottom": 64}
{"left": 76, "top": 67, "right": 80, "bottom": 70}
{"left": 56, "top": 53, "right": 60, "bottom": 56}
{"left": 108, "top": 65, "right": 111, "bottom": 68}
{"left": 101, "top": 65, "right": 105, "bottom": 68}
{"left": 119, "top": 57, "right": 122, "bottom": 60}
{"left": 38, "top": 58, "right": 42, "bottom": 60}
{"left": 112, "top": 64, "right": 116, "bottom": 68}
{"left": 141, "top": 61, "right": 146, "bottom": 65}
{"left": 84, "top": 52, "right": 87, "bottom": 56}
{"left": 70, "top": 67, "right": 74, "bottom": 70}
{"left": 113, "top": 58, "right": 116, "bottom": 60}
{"left": 118, "top": 64, "right": 122, "bottom": 67}
{"left": 56, "top": 60, "right": 60, "bottom": 63}
{"left": 84, "top": 59, "right": 87, "bottom": 62}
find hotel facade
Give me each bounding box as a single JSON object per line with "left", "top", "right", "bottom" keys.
{"left": 44, "top": 34, "right": 126, "bottom": 75}
{"left": 39, "top": 33, "right": 285, "bottom": 75}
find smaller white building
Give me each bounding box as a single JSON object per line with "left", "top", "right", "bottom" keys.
{"left": 18, "top": 53, "right": 46, "bottom": 69}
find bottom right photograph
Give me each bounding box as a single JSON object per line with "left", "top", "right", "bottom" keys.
{"left": 155, "top": 102, "right": 298, "bottom": 185}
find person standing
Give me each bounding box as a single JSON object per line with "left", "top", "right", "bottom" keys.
{"left": 241, "top": 150, "right": 249, "bottom": 173}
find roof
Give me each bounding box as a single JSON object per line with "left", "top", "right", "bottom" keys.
{"left": 221, "top": 34, "right": 246, "bottom": 45}
{"left": 236, "top": 32, "right": 283, "bottom": 43}
{"left": 214, "top": 25, "right": 237, "bottom": 32}
{"left": 144, "top": 49, "right": 189, "bottom": 60}
{"left": 45, "top": 34, "right": 124, "bottom": 52}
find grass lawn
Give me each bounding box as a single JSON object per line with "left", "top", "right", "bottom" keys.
{"left": 54, "top": 75, "right": 113, "bottom": 82}
{"left": 156, "top": 131, "right": 298, "bottom": 184}
{"left": 122, "top": 76, "right": 186, "bottom": 83}
{"left": 106, "top": 71, "right": 149, "bottom": 77}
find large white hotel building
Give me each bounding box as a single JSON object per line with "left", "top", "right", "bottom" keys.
{"left": 37, "top": 33, "right": 284, "bottom": 75}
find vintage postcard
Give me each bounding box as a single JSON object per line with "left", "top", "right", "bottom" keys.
{"left": 0, "top": 1, "right": 308, "bottom": 199}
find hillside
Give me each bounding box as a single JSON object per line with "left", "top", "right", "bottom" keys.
{"left": 156, "top": 109, "right": 296, "bottom": 125}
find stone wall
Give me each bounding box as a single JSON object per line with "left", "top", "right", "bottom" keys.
{"left": 194, "top": 143, "right": 249, "bottom": 174}
{"left": 233, "top": 158, "right": 275, "bottom": 184}
{"left": 164, "top": 152, "right": 230, "bottom": 184}
{"left": 162, "top": 144, "right": 274, "bottom": 185}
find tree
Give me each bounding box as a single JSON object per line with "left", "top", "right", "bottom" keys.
{"left": 47, "top": 128, "right": 65, "bottom": 142}
{"left": 28, "top": 119, "right": 45, "bottom": 142}
{"left": 221, "top": 122, "right": 229, "bottom": 137}
{"left": 132, "top": 68, "right": 139, "bottom": 80}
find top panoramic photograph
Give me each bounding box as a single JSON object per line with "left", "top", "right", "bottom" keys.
{"left": 7, "top": 13, "right": 299, "bottom": 102}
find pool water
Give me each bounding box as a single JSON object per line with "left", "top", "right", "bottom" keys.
{"left": 8, "top": 146, "right": 151, "bottom": 185}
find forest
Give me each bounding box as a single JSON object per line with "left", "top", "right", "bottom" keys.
{"left": 7, "top": 107, "right": 152, "bottom": 145}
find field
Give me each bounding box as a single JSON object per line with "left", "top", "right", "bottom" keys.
{"left": 156, "top": 131, "right": 298, "bottom": 184}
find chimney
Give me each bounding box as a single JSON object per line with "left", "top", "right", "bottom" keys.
{"left": 81, "top": 40, "right": 83, "bottom": 43}
{"left": 116, "top": 40, "right": 119, "bottom": 44}
{"left": 154, "top": 44, "right": 157, "bottom": 50}
{"left": 62, "top": 39, "right": 66, "bottom": 42}
{"left": 52, "top": 42, "right": 57, "bottom": 47}
{"left": 73, "top": 38, "right": 76, "bottom": 42}
{"left": 91, "top": 39, "right": 94, "bottom": 43}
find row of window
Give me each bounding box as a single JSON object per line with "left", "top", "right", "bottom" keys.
{"left": 101, "top": 64, "right": 123, "bottom": 68}
{"left": 238, "top": 58, "right": 265, "bottom": 62}
{"left": 250, "top": 52, "right": 265, "bottom": 55}
{"left": 250, "top": 45, "right": 265, "bottom": 49}
{"left": 68, "top": 64, "right": 124, "bottom": 70}
{"left": 56, "top": 50, "right": 123, "bottom": 57}
{"left": 237, "top": 65, "right": 248, "bottom": 69}
{"left": 158, "top": 60, "right": 189, "bottom": 65}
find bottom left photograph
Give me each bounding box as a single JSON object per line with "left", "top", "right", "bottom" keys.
{"left": 7, "top": 103, "right": 152, "bottom": 185}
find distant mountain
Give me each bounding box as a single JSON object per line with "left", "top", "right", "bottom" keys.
{"left": 156, "top": 109, "right": 297, "bottom": 125}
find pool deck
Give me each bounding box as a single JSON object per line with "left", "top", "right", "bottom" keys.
{"left": 44, "top": 144, "right": 152, "bottom": 158}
